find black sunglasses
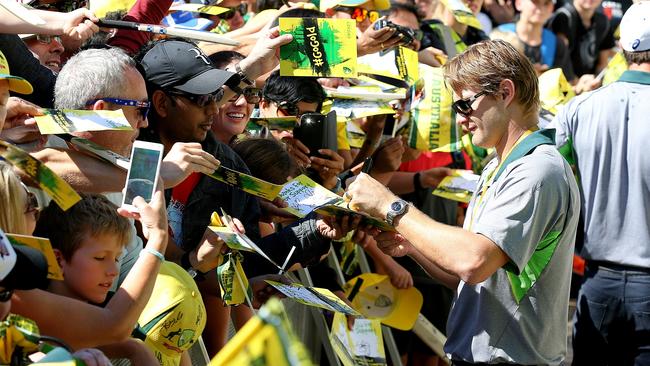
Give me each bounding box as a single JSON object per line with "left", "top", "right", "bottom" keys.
{"left": 452, "top": 91, "right": 488, "bottom": 117}
{"left": 167, "top": 89, "right": 224, "bottom": 107}
{"left": 228, "top": 87, "right": 261, "bottom": 104}
{"left": 0, "top": 289, "right": 13, "bottom": 302}
{"left": 85, "top": 98, "right": 150, "bottom": 120}
{"left": 218, "top": 3, "right": 247, "bottom": 19}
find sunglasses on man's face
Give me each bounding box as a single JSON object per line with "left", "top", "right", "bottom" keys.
{"left": 452, "top": 91, "right": 488, "bottom": 117}
{"left": 168, "top": 89, "right": 225, "bottom": 107}
{"left": 228, "top": 87, "right": 261, "bottom": 104}
{"left": 218, "top": 3, "right": 247, "bottom": 19}
{"left": 85, "top": 98, "right": 151, "bottom": 120}
{"left": 33, "top": 34, "right": 63, "bottom": 45}
{"left": 335, "top": 6, "right": 380, "bottom": 23}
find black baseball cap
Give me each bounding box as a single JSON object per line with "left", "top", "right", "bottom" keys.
{"left": 140, "top": 40, "right": 238, "bottom": 95}
{"left": 0, "top": 232, "right": 48, "bottom": 291}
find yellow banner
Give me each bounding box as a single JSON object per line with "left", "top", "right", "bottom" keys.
{"left": 407, "top": 64, "right": 461, "bottom": 152}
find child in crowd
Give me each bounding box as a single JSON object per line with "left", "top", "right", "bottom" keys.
{"left": 35, "top": 194, "right": 130, "bottom": 305}
{"left": 33, "top": 194, "right": 158, "bottom": 365}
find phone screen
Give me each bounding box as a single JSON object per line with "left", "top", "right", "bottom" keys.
{"left": 124, "top": 147, "right": 162, "bottom": 205}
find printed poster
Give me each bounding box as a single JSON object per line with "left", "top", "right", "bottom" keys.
{"left": 5, "top": 234, "right": 63, "bottom": 281}
{"left": 357, "top": 47, "right": 419, "bottom": 88}
{"left": 407, "top": 64, "right": 462, "bottom": 152}
{"left": 330, "top": 313, "right": 386, "bottom": 366}
{"left": 207, "top": 165, "right": 283, "bottom": 201}
{"left": 278, "top": 175, "right": 394, "bottom": 231}
{"left": 34, "top": 109, "right": 132, "bottom": 135}
{"left": 266, "top": 280, "right": 360, "bottom": 315}
{"left": 432, "top": 169, "right": 479, "bottom": 203}
{"left": 247, "top": 116, "right": 298, "bottom": 132}
{"left": 0, "top": 141, "right": 81, "bottom": 210}
{"left": 280, "top": 18, "right": 358, "bottom": 78}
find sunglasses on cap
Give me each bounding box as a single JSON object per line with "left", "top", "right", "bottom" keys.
{"left": 167, "top": 89, "right": 225, "bottom": 107}
{"left": 85, "top": 98, "right": 151, "bottom": 120}
{"left": 335, "top": 6, "right": 379, "bottom": 23}
{"left": 218, "top": 3, "right": 247, "bottom": 19}
{"left": 452, "top": 91, "right": 488, "bottom": 117}
{"left": 228, "top": 87, "right": 261, "bottom": 104}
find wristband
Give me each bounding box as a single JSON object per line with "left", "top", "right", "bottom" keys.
{"left": 413, "top": 172, "right": 423, "bottom": 191}
{"left": 140, "top": 247, "right": 165, "bottom": 262}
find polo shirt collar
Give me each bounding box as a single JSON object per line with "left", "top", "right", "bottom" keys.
{"left": 618, "top": 70, "right": 650, "bottom": 85}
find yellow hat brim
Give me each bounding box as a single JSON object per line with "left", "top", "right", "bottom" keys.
{"left": 0, "top": 75, "right": 33, "bottom": 95}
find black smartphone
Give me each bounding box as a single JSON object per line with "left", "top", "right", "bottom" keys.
{"left": 293, "top": 110, "right": 338, "bottom": 158}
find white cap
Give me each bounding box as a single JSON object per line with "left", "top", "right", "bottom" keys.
{"left": 0, "top": 231, "right": 18, "bottom": 284}
{"left": 620, "top": 1, "right": 650, "bottom": 52}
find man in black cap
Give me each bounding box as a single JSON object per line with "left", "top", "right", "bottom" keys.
{"left": 136, "top": 37, "right": 358, "bottom": 355}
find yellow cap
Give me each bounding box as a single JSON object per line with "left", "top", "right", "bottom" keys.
{"left": 538, "top": 68, "right": 574, "bottom": 115}
{"left": 136, "top": 261, "right": 206, "bottom": 366}
{"left": 0, "top": 51, "right": 33, "bottom": 95}
{"left": 345, "top": 273, "right": 423, "bottom": 331}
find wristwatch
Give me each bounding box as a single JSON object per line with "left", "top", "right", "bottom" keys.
{"left": 385, "top": 199, "right": 409, "bottom": 226}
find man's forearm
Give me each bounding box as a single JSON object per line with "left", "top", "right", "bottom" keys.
{"left": 32, "top": 148, "right": 126, "bottom": 193}
{"left": 396, "top": 206, "right": 507, "bottom": 284}
{"left": 408, "top": 247, "right": 459, "bottom": 290}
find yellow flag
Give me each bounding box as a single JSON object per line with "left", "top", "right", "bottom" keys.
{"left": 407, "top": 64, "right": 461, "bottom": 152}
{"left": 0, "top": 314, "right": 39, "bottom": 364}
{"left": 602, "top": 52, "right": 628, "bottom": 86}
{"left": 211, "top": 298, "right": 314, "bottom": 366}
{"left": 90, "top": 0, "right": 137, "bottom": 18}
{"left": 538, "top": 68, "right": 575, "bottom": 115}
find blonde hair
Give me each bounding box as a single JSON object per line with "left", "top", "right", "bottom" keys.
{"left": 443, "top": 39, "right": 541, "bottom": 119}
{"left": 0, "top": 162, "right": 28, "bottom": 235}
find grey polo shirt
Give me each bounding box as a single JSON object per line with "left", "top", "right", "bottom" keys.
{"left": 551, "top": 70, "right": 650, "bottom": 268}
{"left": 445, "top": 131, "right": 580, "bottom": 365}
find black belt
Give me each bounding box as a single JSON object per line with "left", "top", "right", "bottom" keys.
{"left": 452, "top": 361, "right": 524, "bottom": 366}
{"left": 586, "top": 260, "right": 650, "bottom": 274}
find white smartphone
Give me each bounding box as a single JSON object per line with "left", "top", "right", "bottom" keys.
{"left": 121, "top": 140, "right": 164, "bottom": 212}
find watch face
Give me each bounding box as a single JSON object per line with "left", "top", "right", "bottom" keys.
{"left": 391, "top": 201, "right": 404, "bottom": 211}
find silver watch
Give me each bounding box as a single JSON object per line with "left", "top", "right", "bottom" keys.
{"left": 386, "top": 199, "right": 409, "bottom": 226}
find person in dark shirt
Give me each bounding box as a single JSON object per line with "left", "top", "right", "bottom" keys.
{"left": 495, "top": 0, "right": 575, "bottom": 82}
{"left": 546, "top": 0, "right": 616, "bottom": 92}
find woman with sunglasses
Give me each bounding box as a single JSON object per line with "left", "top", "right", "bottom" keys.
{"left": 205, "top": 0, "right": 248, "bottom": 33}
{"left": 209, "top": 51, "right": 261, "bottom": 145}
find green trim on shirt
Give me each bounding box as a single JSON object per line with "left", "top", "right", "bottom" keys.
{"left": 618, "top": 70, "right": 650, "bottom": 85}
{"left": 506, "top": 230, "right": 562, "bottom": 303}
{"left": 493, "top": 129, "right": 556, "bottom": 182}
{"left": 558, "top": 136, "right": 575, "bottom": 166}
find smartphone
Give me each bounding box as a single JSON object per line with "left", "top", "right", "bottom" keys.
{"left": 121, "top": 141, "right": 164, "bottom": 212}
{"left": 294, "top": 110, "right": 338, "bottom": 158}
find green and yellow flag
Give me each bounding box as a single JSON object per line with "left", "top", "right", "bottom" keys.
{"left": 280, "top": 18, "right": 357, "bottom": 78}
{"left": 211, "top": 298, "right": 314, "bottom": 366}
{"left": 407, "top": 64, "right": 461, "bottom": 152}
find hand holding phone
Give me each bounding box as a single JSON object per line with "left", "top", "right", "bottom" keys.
{"left": 122, "top": 141, "right": 164, "bottom": 213}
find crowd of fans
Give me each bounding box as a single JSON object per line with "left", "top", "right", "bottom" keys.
{"left": 0, "top": 0, "right": 648, "bottom": 365}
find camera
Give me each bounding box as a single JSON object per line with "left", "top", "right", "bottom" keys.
{"left": 373, "top": 19, "right": 416, "bottom": 46}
